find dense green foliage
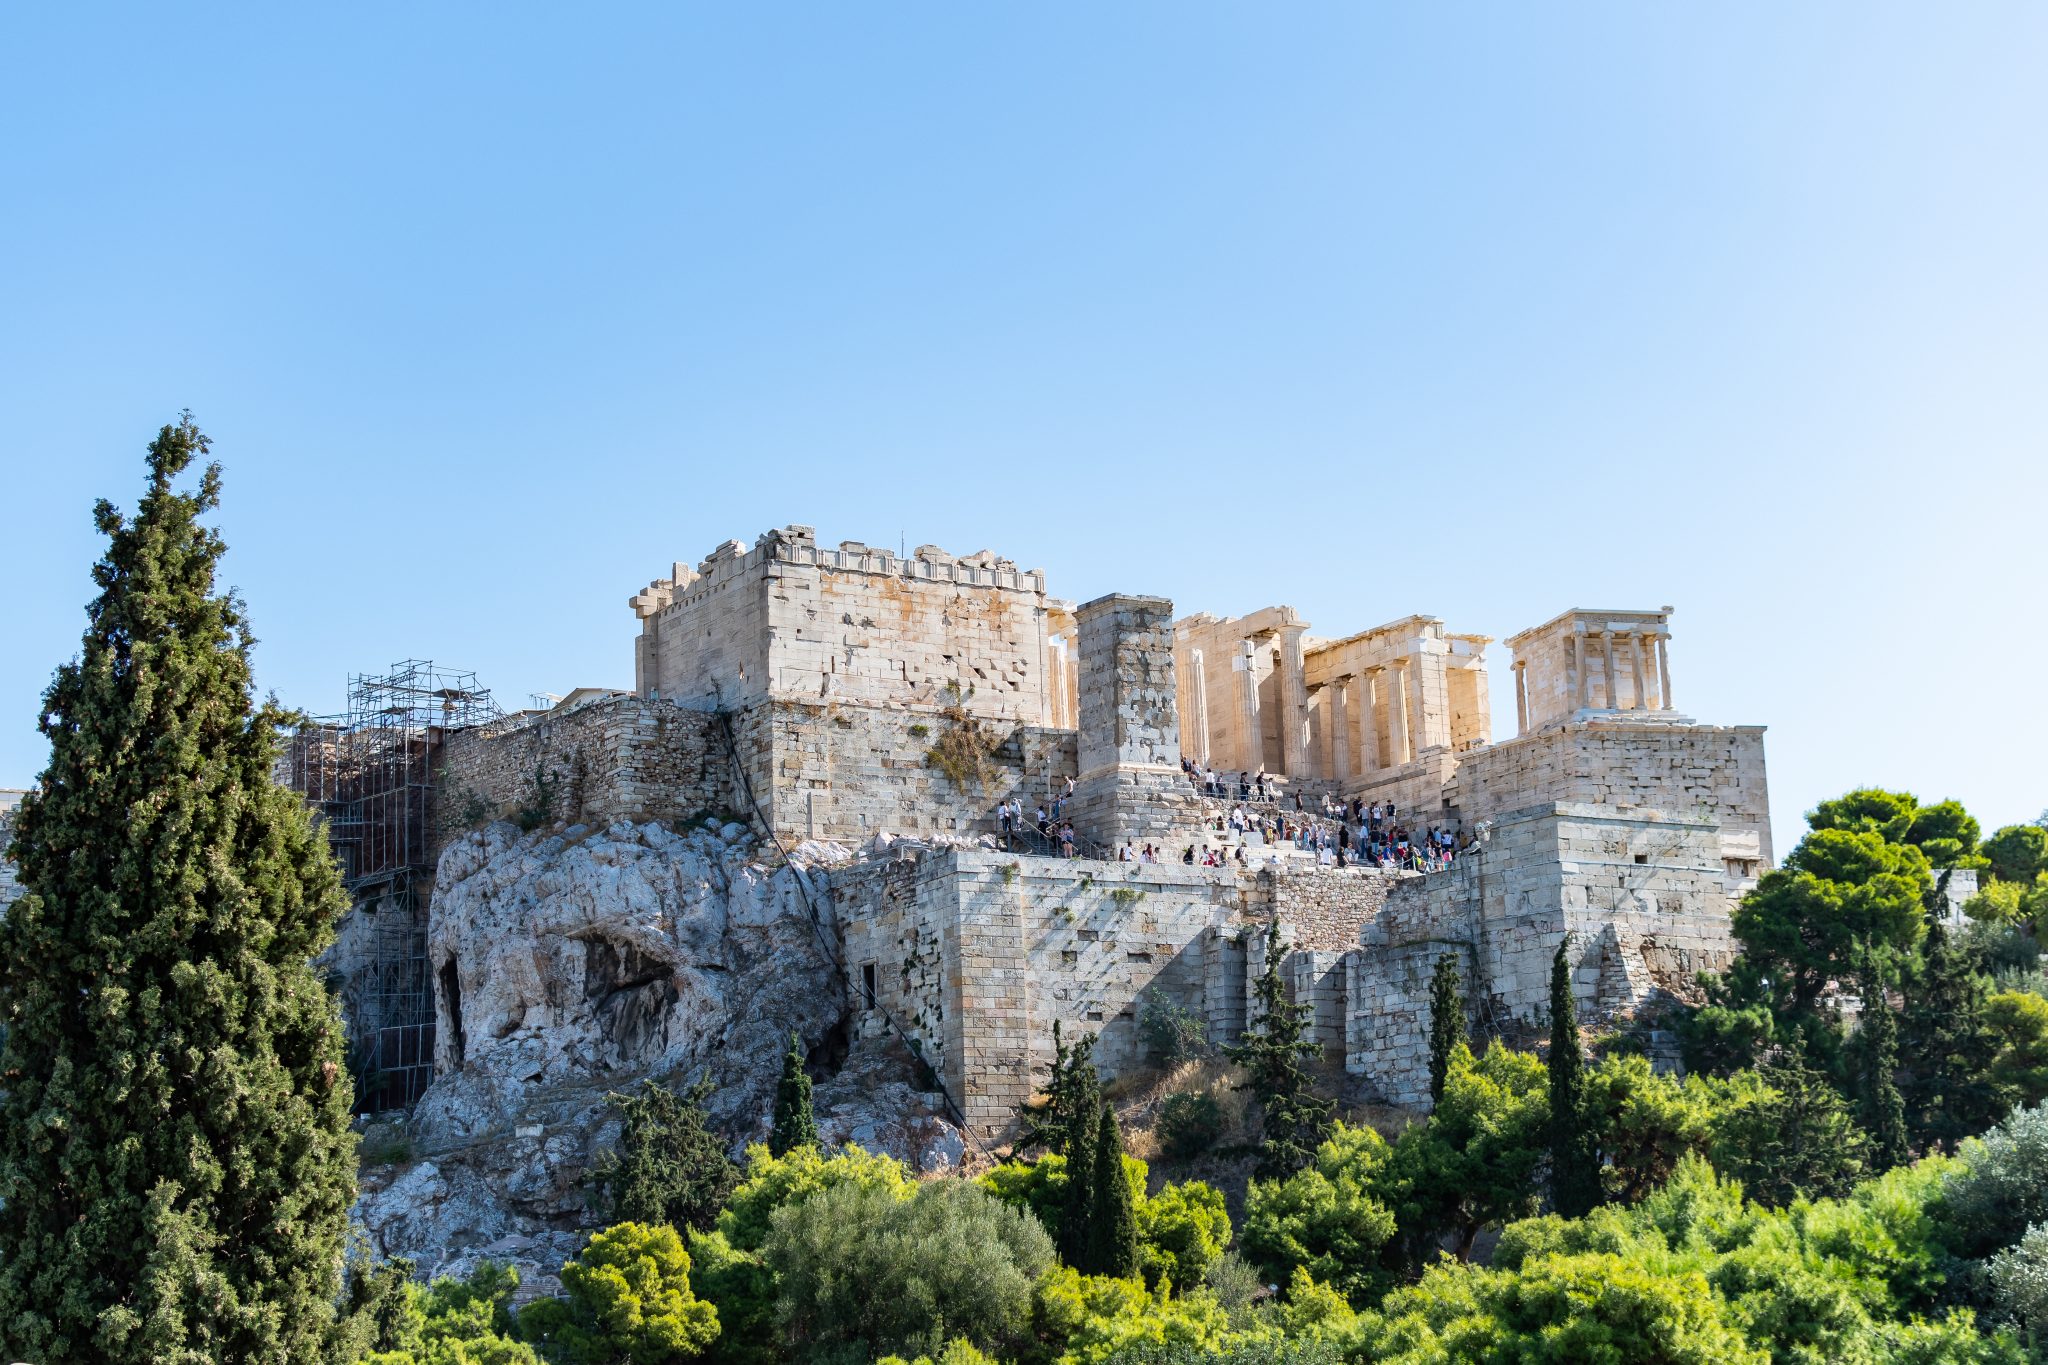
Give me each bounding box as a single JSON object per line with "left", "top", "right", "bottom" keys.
{"left": 1086, "top": 1107, "right": 1143, "bottom": 1279}
{"left": 359, "top": 1263, "right": 538, "bottom": 1365}
{"left": 1857, "top": 951, "right": 1914, "bottom": 1172}
{"left": 0, "top": 419, "right": 361, "bottom": 1363}
{"left": 688, "top": 1143, "right": 913, "bottom": 1365}
{"left": 1021, "top": 1023, "right": 1100, "bottom": 1158}
{"left": 1156, "top": 1089, "right": 1225, "bottom": 1160}
{"left": 979, "top": 1150, "right": 1226, "bottom": 1293}
{"left": 1546, "top": 940, "right": 1601, "bottom": 1218}
{"left": 1711, "top": 1043, "right": 1873, "bottom": 1205}
{"left": 764, "top": 1178, "right": 1052, "bottom": 1362}
{"left": 1733, "top": 826, "right": 1931, "bottom": 1017}
{"left": 1140, "top": 989, "right": 1211, "bottom": 1066}
{"left": 596, "top": 1077, "right": 741, "bottom": 1234}
{"left": 768, "top": 1033, "right": 817, "bottom": 1158}
{"left": 519, "top": 1222, "right": 719, "bottom": 1363}
{"left": 1904, "top": 909, "right": 2012, "bottom": 1151}
{"left": 1426, "top": 953, "right": 1461, "bottom": 1106}
{"left": 1226, "top": 922, "right": 1334, "bottom": 1178}
{"left": 1241, "top": 1123, "right": 1399, "bottom": 1303}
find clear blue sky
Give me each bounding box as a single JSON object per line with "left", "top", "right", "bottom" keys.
{"left": 4, "top": 5, "right": 2044, "bottom": 859}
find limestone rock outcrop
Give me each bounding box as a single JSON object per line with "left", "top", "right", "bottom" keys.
{"left": 354, "top": 819, "right": 961, "bottom": 1292}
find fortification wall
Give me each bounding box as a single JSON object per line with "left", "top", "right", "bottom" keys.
{"left": 739, "top": 700, "right": 1077, "bottom": 846}
{"left": 634, "top": 528, "right": 1054, "bottom": 726}
{"left": 433, "top": 699, "right": 733, "bottom": 857}
{"left": 1452, "top": 721, "right": 1772, "bottom": 871}
{"left": 836, "top": 848, "right": 1266, "bottom": 1136}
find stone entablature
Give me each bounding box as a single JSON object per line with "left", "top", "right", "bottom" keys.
{"left": 1506, "top": 607, "right": 1676, "bottom": 735}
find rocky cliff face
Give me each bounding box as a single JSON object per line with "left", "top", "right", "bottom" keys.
{"left": 355, "top": 819, "right": 962, "bottom": 1294}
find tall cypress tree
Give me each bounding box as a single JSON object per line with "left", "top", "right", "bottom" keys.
{"left": 1055, "top": 1074, "right": 1100, "bottom": 1270}
{"left": 1901, "top": 899, "right": 2010, "bottom": 1149}
{"left": 1428, "top": 952, "right": 1464, "bottom": 1106}
{"left": 1225, "top": 920, "right": 1334, "bottom": 1178}
{"left": 1020, "top": 1022, "right": 1099, "bottom": 1158}
{"left": 1854, "top": 948, "right": 1911, "bottom": 1173}
{"left": 1546, "top": 937, "right": 1600, "bottom": 1218}
{"left": 0, "top": 418, "right": 358, "bottom": 1363}
{"left": 770, "top": 1029, "right": 818, "bottom": 1156}
{"left": 1084, "top": 1105, "right": 1140, "bottom": 1280}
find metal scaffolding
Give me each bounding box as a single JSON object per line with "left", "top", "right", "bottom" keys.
{"left": 283, "top": 661, "right": 499, "bottom": 1113}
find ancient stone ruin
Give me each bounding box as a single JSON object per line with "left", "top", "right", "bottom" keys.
{"left": 291, "top": 524, "right": 1771, "bottom": 1281}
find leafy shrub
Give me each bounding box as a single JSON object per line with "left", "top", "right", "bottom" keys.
{"left": 518, "top": 1222, "right": 719, "bottom": 1363}
{"left": 1032, "top": 1267, "right": 1236, "bottom": 1365}
{"left": 1137, "top": 1181, "right": 1231, "bottom": 1292}
{"left": 360, "top": 1261, "right": 539, "bottom": 1365}
{"left": 715, "top": 1142, "right": 914, "bottom": 1252}
{"left": 764, "top": 1178, "right": 1052, "bottom": 1361}
{"left": 592, "top": 1077, "right": 738, "bottom": 1234}
{"left": 1157, "top": 1090, "right": 1226, "bottom": 1160}
{"left": 875, "top": 1341, "right": 999, "bottom": 1365}
{"left": 687, "top": 1143, "right": 916, "bottom": 1365}
{"left": 1940, "top": 1102, "right": 2048, "bottom": 1259}
{"left": 979, "top": 1150, "right": 1146, "bottom": 1245}
{"left": 1360, "top": 1251, "right": 1767, "bottom": 1364}
{"left": 1240, "top": 1123, "right": 1397, "bottom": 1304}
{"left": 1203, "top": 1253, "right": 1265, "bottom": 1315}
{"left": 1987, "top": 1223, "right": 2048, "bottom": 1341}
{"left": 1141, "top": 989, "right": 1211, "bottom": 1064}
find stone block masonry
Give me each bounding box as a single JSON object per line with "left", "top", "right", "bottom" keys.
{"left": 633, "top": 526, "right": 1057, "bottom": 726}
{"left": 1068, "top": 594, "right": 1202, "bottom": 852}
{"left": 434, "top": 698, "right": 734, "bottom": 867}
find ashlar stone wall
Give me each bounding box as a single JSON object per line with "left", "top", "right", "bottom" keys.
{"left": 1450, "top": 719, "right": 1772, "bottom": 881}
{"left": 434, "top": 698, "right": 733, "bottom": 860}
{"left": 632, "top": 526, "right": 1056, "bottom": 726}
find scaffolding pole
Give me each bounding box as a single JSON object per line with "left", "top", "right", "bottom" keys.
{"left": 281, "top": 661, "right": 499, "bottom": 1112}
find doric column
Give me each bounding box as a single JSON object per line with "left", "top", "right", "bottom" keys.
{"left": 1657, "top": 635, "right": 1674, "bottom": 711}
{"left": 1406, "top": 650, "right": 1430, "bottom": 752}
{"left": 1573, "top": 634, "right": 1591, "bottom": 711}
{"left": 1386, "top": 660, "right": 1411, "bottom": 766}
{"left": 1330, "top": 676, "right": 1353, "bottom": 783}
{"left": 1513, "top": 660, "right": 1528, "bottom": 736}
{"left": 1278, "top": 624, "right": 1310, "bottom": 778}
{"left": 1234, "top": 639, "right": 1261, "bottom": 772}
{"left": 1360, "top": 668, "right": 1383, "bottom": 772}
{"left": 1629, "top": 633, "right": 1649, "bottom": 711}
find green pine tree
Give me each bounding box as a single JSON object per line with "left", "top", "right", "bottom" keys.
{"left": 595, "top": 1074, "right": 739, "bottom": 1232}
{"left": 1547, "top": 937, "right": 1601, "bottom": 1218}
{"left": 1901, "top": 894, "right": 2011, "bottom": 1149}
{"left": 1854, "top": 948, "right": 1911, "bottom": 1172}
{"left": 1020, "top": 1021, "right": 1099, "bottom": 1158}
{"left": 1715, "top": 1040, "right": 1873, "bottom": 1206}
{"left": 1083, "top": 1105, "right": 1140, "bottom": 1279}
{"left": 770, "top": 1030, "right": 819, "bottom": 1156}
{"left": 1428, "top": 952, "right": 1464, "bottom": 1106}
{"left": 1224, "top": 920, "right": 1334, "bottom": 1179}
{"left": 1055, "top": 1052, "right": 1102, "bottom": 1270}
{"left": 0, "top": 418, "right": 359, "bottom": 1364}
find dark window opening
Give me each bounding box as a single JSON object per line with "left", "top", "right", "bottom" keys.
{"left": 862, "top": 962, "right": 877, "bottom": 1007}
{"left": 1633, "top": 853, "right": 1649, "bottom": 864}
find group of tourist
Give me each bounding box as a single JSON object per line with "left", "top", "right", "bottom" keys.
{"left": 994, "top": 789, "right": 1079, "bottom": 858}
{"left": 993, "top": 766, "right": 1468, "bottom": 873}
